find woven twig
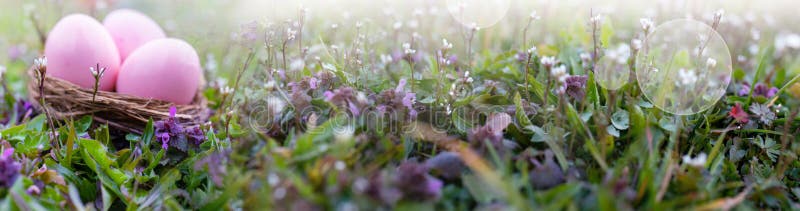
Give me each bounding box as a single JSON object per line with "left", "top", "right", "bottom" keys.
{"left": 27, "top": 68, "right": 209, "bottom": 134}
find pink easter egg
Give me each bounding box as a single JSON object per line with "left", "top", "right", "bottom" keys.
{"left": 44, "top": 14, "right": 120, "bottom": 91}
{"left": 116, "top": 38, "right": 203, "bottom": 104}
{"left": 103, "top": 9, "right": 166, "bottom": 62}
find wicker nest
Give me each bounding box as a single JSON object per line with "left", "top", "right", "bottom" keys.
{"left": 27, "top": 67, "right": 210, "bottom": 134}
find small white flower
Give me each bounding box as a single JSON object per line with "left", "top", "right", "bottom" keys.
{"left": 579, "top": 52, "right": 591, "bottom": 61}
{"left": 90, "top": 66, "right": 99, "bottom": 77}
{"left": 590, "top": 15, "right": 603, "bottom": 25}
{"left": 286, "top": 28, "right": 297, "bottom": 41}
{"left": 682, "top": 153, "right": 707, "bottom": 167}
{"left": 356, "top": 92, "right": 368, "bottom": 104}
{"left": 442, "top": 39, "right": 453, "bottom": 50}
{"left": 706, "top": 58, "right": 717, "bottom": 68}
{"left": 527, "top": 46, "right": 537, "bottom": 54}
{"left": 639, "top": 18, "right": 654, "bottom": 33}
{"left": 402, "top": 43, "right": 416, "bottom": 55}
{"left": 678, "top": 68, "right": 698, "bottom": 85}
{"left": 330, "top": 24, "right": 339, "bottom": 29}
{"left": 529, "top": 11, "right": 541, "bottom": 20}
{"left": 380, "top": 54, "right": 393, "bottom": 64}
{"left": 205, "top": 53, "right": 218, "bottom": 72}
{"left": 220, "top": 86, "right": 234, "bottom": 95}
{"left": 268, "top": 173, "right": 280, "bottom": 186}
{"left": 551, "top": 65, "right": 568, "bottom": 83}
{"left": 335, "top": 161, "right": 346, "bottom": 171}
{"left": 263, "top": 80, "right": 276, "bottom": 90}
{"left": 605, "top": 44, "right": 631, "bottom": 64}
{"left": 540, "top": 56, "right": 557, "bottom": 67}
{"left": 631, "top": 39, "right": 643, "bottom": 51}
{"left": 466, "top": 77, "right": 474, "bottom": 83}
{"left": 750, "top": 29, "right": 760, "bottom": 41}
{"left": 393, "top": 21, "right": 403, "bottom": 30}
{"left": 289, "top": 59, "right": 304, "bottom": 71}
{"left": 266, "top": 96, "right": 287, "bottom": 116}
{"left": 470, "top": 22, "right": 480, "bottom": 31}
{"left": 34, "top": 57, "right": 47, "bottom": 69}
{"left": 714, "top": 9, "right": 725, "bottom": 21}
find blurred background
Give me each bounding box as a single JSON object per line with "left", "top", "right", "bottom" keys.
{"left": 1, "top": 0, "right": 799, "bottom": 90}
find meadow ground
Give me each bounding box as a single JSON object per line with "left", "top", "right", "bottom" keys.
{"left": 1, "top": 0, "right": 800, "bottom": 210}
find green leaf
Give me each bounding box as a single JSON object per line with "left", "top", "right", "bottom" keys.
{"left": 658, "top": 116, "right": 677, "bottom": 132}
{"left": 462, "top": 174, "right": 500, "bottom": 204}
{"left": 79, "top": 139, "right": 130, "bottom": 185}
{"left": 606, "top": 126, "right": 620, "bottom": 138}
{"left": 611, "top": 109, "right": 630, "bottom": 130}
{"left": 14, "top": 133, "right": 49, "bottom": 156}
{"left": 513, "top": 93, "right": 533, "bottom": 128}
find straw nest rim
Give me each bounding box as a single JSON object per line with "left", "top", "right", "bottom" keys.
{"left": 26, "top": 67, "right": 210, "bottom": 134}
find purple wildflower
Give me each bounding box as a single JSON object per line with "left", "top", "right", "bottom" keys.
{"left": 384, "top": 79, "right": 417, "bottom": 118}
{"left": 2, "top": 100, "right": 37, "bottom": 125}
{"left": 323, "top": 87, "right": 365, "bottom": 116}
{"left": 516, "top": 51, "right": 529, "bottom": 62}
{"left": 364, "top": 173, "right": 403, "bottom": 205}
{"left": 737, "top": 84, "right": 750, "bottom": 96}
{"left": 754, "top": 83, "right": 779, "bottom": 98}
{"left": 529, "top": 150, "right": 565, "bottom": 190}
{"left": 395, "top": 161, "right": 443, "bottom": 201}
{"left": 448, "top": 55, "right": 458, "bottom": 65}
{"left": 560, "top": 75, "right": 588, "bottom": 100}
{"left": 238, "top": 21, "right": 259, "bottom": 43}
{"left": 157, "top": 132, "right": 171, "bottom": 149}
{"left": 7, "top": 44, "right": 27, "bottom": 61}
{"left": 739, "top": 83, "right": 779, "bottom": 98}
{"left": 425, "top": 152, "right": 467, "bottom": 179}
{"left": 186, "top": 127, "right": 207, "bottom": 145}
{"left": 0, "top": 147, "right": 21, "bottom": 187}
{"left": 309, "top": 77, "right": 318, "bottom": 89}
{"left": 154, "top": 106, "right": 205, "bottom": 150}
{"left": 468, "top": 113, "right": 516, "bottom": 156}
{"left": 402, "top": 93, "right": 416, "bottom": 110}
{"left": 194, "top": 150, "right": 229, "bottom": 187}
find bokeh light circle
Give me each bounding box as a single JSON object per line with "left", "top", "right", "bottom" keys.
{"left": 446, "top": 0, "right": 510, "bottom": 28}
{"left": 635, "top": 19, "right": 732, "bottom": 115}
{"left": 595, "top": 44, "right": 631, "bottom": 91}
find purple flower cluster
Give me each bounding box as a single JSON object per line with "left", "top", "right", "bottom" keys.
{"left": 154, "top": 107, "right": 207, "bottom": 151}
{"left": 324, "top": 86, "right": 366, "bottom": 116}
{"left": 0, "top": 147, "right": 21, "bottom": 188}
{"left": 362, "top": 161, "right": 443, "bottom": 204}
{"left": 528, "top": 150, "right": 565, "bottom": 190}
{"left": 425, "top": 152, "right": 467, "bottom": 179}
{"left": 375, "top": 79, "right": 418, "bottom": 119}
{"left": 559, "top": 75, "right": 588, "bottom": 101}
{"left": 1, "top": 100, "right": 36, "bottom": 125}
{"left": 394, "top": 162, "right": 443, "bottom": 201}
{"left": 738, "top": 82, "right": 778, "bottom": 98}
{"left": 467, "top": 113, "right": 516, "bottom": 155}
{"left": 288, "top": 76, "right": 319, "bottom": 113}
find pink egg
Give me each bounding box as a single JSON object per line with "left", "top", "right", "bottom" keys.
{"left": 45, "top": 14, "right": 120, "bottom": 91}
{"left": 116, "top": 38, "right": 203, "bottom": 104}
{"left": 103, "top": 9, "right": 166, "bottom": 62}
